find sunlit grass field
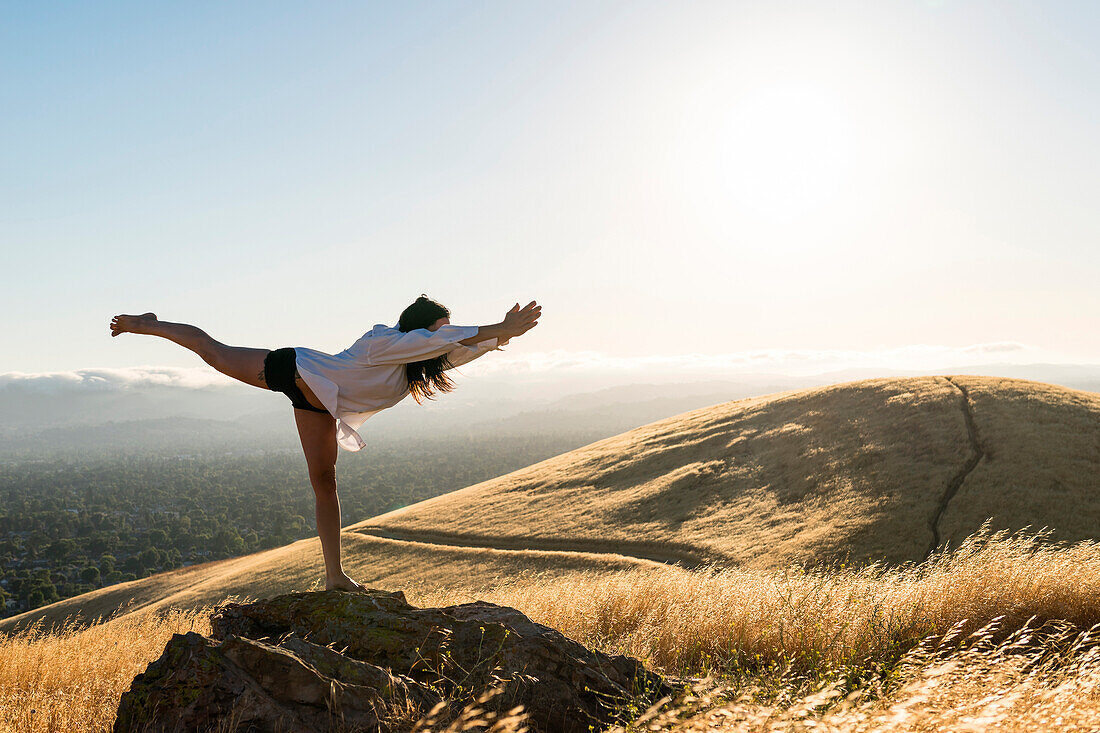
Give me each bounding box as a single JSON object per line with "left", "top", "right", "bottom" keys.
{"left": 4, "top": 376, "right": 1098, "bottom": 730}
{"left": 365, "top": 376, "right": 1100, "bottom": 568}
{"left": 4, "top": 527, "right": 1100, "bottom": 732}
{"left": 8, "top": 376, "right": 1098, "bottom": 640}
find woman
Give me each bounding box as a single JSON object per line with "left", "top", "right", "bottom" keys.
{"left": 109, "top": 295, "right": 541, "bottom": 593}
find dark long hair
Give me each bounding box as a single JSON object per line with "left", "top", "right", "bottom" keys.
{"left": 397, "top": 294, "right": 457, "bottom": 405}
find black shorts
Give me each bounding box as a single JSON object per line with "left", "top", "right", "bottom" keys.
{"left": 263, "top": 348, "right": 329, "bottom": 413}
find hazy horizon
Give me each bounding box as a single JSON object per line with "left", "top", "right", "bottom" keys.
{"left": 4, "top": 356, "right": 1097, "bottom": 451}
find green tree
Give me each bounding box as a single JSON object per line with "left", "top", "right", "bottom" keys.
{"left": 138, "top": 547, "right": 159, "bottom": 571}
{"left": 80, "top": 566, "right": 100, "bottom": 584}
{"left": 212, "top": 528, "right": 244, "bottom": 556}
{"left": 26, "top": 530, "right": 50, "bottom": 557}
{"left": 88, "top": 532, "right": 118, "bottom": 556}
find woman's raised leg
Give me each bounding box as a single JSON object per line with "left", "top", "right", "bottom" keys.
{"left": 294, "top": 407, "right": 368, "bottom": 593}
{"left": 110, "top": 312, "right": 269, "bottom": 389}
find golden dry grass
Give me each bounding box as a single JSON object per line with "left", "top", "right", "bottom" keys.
{"left": 606, "top": 620, "right": 1100, "bottom": 732}
{"left": 362, "top": 376, "right": 1100, "bottom": 568}
{"left": 937, "top": 378, "right": 1100, "bottom": 547}
{"left": 0, "top": 603, "right": 216, "bottom": 733}
{"left": 9, "top": 376, "right": 1097, "bottom": 639}
{"left": 4, "top": 375, "right": 1100, "bottom": 730}
{"left": 420, "top": 526, "right": 1100, "bottom": 677}
{"left": 5, "top": 529, "right": 1100, "bottom": 732}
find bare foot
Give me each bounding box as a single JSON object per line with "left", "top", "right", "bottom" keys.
{"left": 110, "top": 312, "right": 158, "bottom": 337}
{"left": 326, "top": 573, "right": 369, "bottom": 593}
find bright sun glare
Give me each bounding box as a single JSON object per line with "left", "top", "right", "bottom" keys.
{"left": 679, "top": 80, "right": 863, "bottom": 227}
{"left": 669, "top": 26, "right": 913, "bottom": 246}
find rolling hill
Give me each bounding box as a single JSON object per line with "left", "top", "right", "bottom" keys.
{"left": 4, "top": 375, "right": 1098, "bottom": 636}
{"left": 360, "top": 375, "right": 1100, "bottom": 566}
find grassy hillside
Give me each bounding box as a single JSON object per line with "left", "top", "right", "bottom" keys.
{"left": 0, "top": 533, "right": 659, "bottom": 635}
{"left": 6, "top": 529, "right": 1100, "bottom": 732}
{"left": 5, "top": 375, "right": 1098, "bottom": 638}
{"left": 361, "top": 376, "right": 1100, "bottom": 568}
{"left": 935, "top": 378, "right": 1100, "bottom": 547}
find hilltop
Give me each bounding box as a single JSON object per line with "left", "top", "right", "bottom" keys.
{"left": 360, "top": 375, "right": 1100, "bottom": 567}
{"left": 4, "top": 375, "right": 1098, "bottom": 636}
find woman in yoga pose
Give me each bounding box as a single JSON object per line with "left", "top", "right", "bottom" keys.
{"left": 109, "top": 295, "right": 541, "bottom": 592}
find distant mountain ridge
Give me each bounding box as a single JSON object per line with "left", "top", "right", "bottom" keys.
{"left": 3, "top": 364, "right": 1097, "bottom": 455}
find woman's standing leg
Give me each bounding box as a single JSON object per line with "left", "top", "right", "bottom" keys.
{"left": 294, "top": 407, "right": 368, "bottom": 592}
{"left": 110, "top": 312, "right": 269, "bottom": 388}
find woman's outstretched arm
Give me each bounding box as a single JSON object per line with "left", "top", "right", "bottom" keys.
{"left": 444, "top": 336, "right": 507, "bottom": 370}
{"left": 458, "top": 301, "right": 540, "bottom": 347}
{"left": 353, "top": 301, "right": 540, "bottom": 366}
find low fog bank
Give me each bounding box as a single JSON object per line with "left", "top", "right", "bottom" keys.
{"left": 1, "top": 362, "right": 1097, "bottom": 457}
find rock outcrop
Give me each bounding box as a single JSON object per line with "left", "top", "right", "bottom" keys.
{"left": 113, "top": 589, "right": 670, "bottom": 732}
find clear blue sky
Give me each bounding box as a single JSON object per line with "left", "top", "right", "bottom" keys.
{"left": 3, "top": 1, "right": 1098, "bottom": 374}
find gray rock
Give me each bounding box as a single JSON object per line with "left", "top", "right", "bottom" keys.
{"left": 114, "top": 589, "right": 670, "bottom": 732}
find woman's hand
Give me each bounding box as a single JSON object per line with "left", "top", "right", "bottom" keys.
{"left": 457, "top": 301, "right": 540, "bottom": 349}
{"left": 501, "top": 301, "right": 541, "bottom": 339}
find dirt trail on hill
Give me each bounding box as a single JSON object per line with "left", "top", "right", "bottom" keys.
{"left": 350, "top": 526, "right": 718, "bottom": 568}
{"left": 926, "top": 376, "right": 986, "bottom": 559}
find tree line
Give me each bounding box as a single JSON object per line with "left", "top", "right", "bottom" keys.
{"left": 0, "top": 430, "right": 602, "bottom": 618}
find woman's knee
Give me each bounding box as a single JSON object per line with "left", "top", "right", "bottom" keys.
{"left": 309, "top": 467, "right": 338, "bottom": 493}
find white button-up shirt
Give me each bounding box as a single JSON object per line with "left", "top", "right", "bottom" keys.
{"left": 294, "top": 323, "right": 500, "bottom": 451}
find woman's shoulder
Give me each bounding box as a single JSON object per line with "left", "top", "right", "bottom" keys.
{"left": 344, "top": 324, "right": 401, "bottom": 355}
{"left": 358, "top": 323, "right": 401, "bottom": 341}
